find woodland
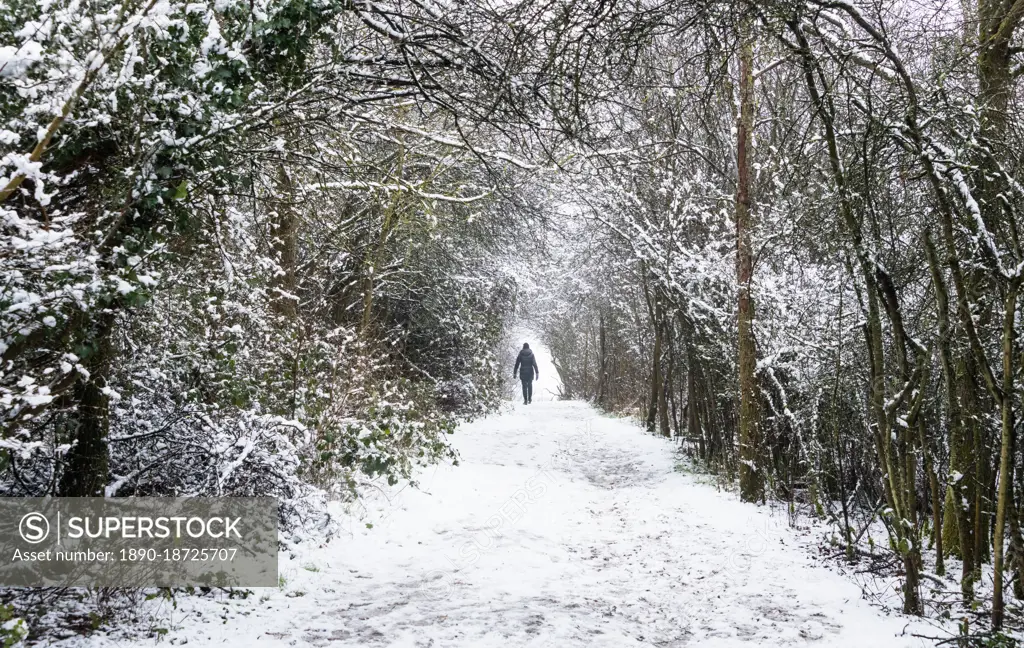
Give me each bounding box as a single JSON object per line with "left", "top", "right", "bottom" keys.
{"left": 2, "top": 0, "right": 1024, "bottom": 643}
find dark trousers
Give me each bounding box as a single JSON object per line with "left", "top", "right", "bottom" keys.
{"left": 521, "top": 378, "right": 533, "bottom": 403}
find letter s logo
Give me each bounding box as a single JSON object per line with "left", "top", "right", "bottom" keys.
{"left": 19, "top": 513, "right": 50, "bottom": 544}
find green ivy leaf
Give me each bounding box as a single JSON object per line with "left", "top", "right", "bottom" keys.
{"left": 172, "top": 179, "right": 188, "bottom": 200}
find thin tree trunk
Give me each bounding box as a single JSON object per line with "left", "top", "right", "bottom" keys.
{"left": 992, "top": 283, "right": 1019, "bottom": 629}
{"left": 597, "top": 312, "right": 608, "bottom": 407}
{"left": 659, "top": 332, "right": 672, "bottom": 438}
{"left": 1009, "top": 488, "right": 1024, "bottom": 600}
{"left": 271, "top": 164, "right": 298, "bottom": 318}
{"left": 687, "top": 348, "right": 703, "bottom": 458}
{"left": 918, "top": 415, "right": 945, "bottom": 576}
{"left": 928, "top": 231, "right": 975, "bottom": 597}
{"left": 736, "top": 24, "right": 761, "bottom": 503}
{"left": 647, "top": 319, "right": 662, "bottom": 433}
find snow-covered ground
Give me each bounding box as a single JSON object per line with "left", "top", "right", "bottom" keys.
{"left": 73, "top": 340, "right": 936, "bottom": 647}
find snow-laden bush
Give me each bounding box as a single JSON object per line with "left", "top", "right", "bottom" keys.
{"left": 0, "top": 605, "right": 26, "bottom": 648}
{"left": 2, "top": 170, "right": 515, "bottom": 503}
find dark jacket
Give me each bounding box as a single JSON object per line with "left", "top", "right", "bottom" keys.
{"left": 514, "top": 349, "right": 539, "bottom": 381}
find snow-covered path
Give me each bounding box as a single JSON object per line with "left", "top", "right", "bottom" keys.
{"left": 86, "top": 345, "right": 932, "bottom": 647}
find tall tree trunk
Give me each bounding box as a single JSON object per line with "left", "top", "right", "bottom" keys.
{"left": 647, "top": 318, "right": 663, "bottom": 433}
{"left": 736, "top": 25, "right": 761, "bottom": 503}
{"left": 992, "top": 283, "right": 1019, "bottom": 629}
{"left": 581, "top": 324, "right": 590, "bottom": 398}
{"left": 597, "top": 312, "right": 608, "bottom": 407}
{"left": 926, "top": 232, "right": 971, "bottom": 588}
{"left": 58, "top": 310, "right": 117, "bottom": 497}
{"left": 973, "top": 414, "right": 991, "bottom": 569}
{"left": 903, "top": 433, "right": 921, "bottom": 614}
{"left": 1009, "top": 489, "right": 1024, "bottom": 600}
{"left": 659, "top": 330, "right": 672, "bottom": 438}
{"left": 973, "top": 3, "right": 1023, "bottom": 628}
{"left": 271, "top": 164, "right": 298, "bottom": 318}
{"left": 919, "top": 416, "right": 945, "bottom": 576}
{"left": 976, "top": 0, "right": 1017, "bottom": 237}
{"left": 687, "top": 347, "right": 704, "bottom": 458}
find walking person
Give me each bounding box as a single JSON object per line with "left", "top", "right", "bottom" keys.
{"left": 513, "top": 343, "right": 540, "bottom": 404}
